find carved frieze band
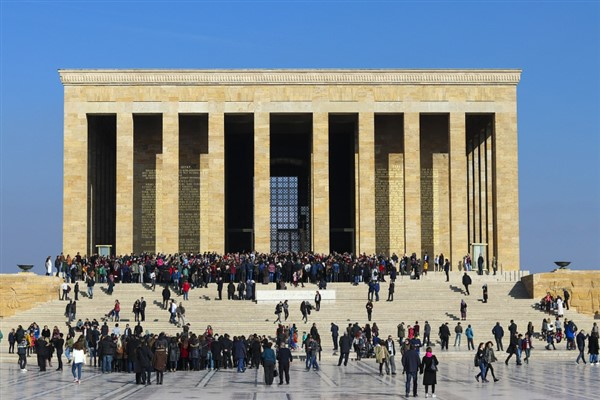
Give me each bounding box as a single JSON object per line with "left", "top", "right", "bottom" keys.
{"left": 59, "top": 70, "right": 521, "bottom": 86}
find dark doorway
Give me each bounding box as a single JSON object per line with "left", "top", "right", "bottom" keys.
{"left": 270, "top": 114, "right": 312, "bottom": 252}
{"left": 329, "top": 114, "right": 357, "bottom": 253}
{"left": 466, "top": 113, "right": 495, "bottom": 266}
{"left": 87, "top": 114, "right": 116, "bottom": 256}
{"left": 225, "top": 114, "right": 254, "bottom": 252}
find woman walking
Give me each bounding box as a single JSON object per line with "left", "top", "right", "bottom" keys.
{"left": 483, "top": 341, "right": 500, "bottom": 382}
{"left": 474, "top": 342, "right": 488, "bottom": 382}
{"left": 71, "top": 336, "right": 86, "bottom": 384}
{"left": 419, "top": 346, "right": 439, "bottom": 398}
{"left": 261, "top": 342, "right": 276, "bottom": 385}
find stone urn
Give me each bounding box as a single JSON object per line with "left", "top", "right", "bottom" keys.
{"left": 17, "top": 264, "right": 34, "bottom": 272}
{"left": 554, "top": 261, "right": 571, "bottom": 270}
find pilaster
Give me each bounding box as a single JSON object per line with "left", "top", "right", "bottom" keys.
{"left": 404, "top": 112, "right": 421, "bottom": 257}
{"left": 115, "top": 112, "right": 134, "bottom": 255}
{"left": 63, "top": 109, "right": 88, "bottom": 256}
{"left": 254, "top": 112, "right": 271, "bottom": 253}
{"left": 206, "top": 110, "right": 225, "bottom": 253}
{"left": 449, "top": 112, "right": 467, "bottom": 268}
{"left": 312, "top": 112, "right": 329, "bottom": 254}
{"left": 494, "top": 111, "right": 520, "bottom": 270}
{"left": 159, "top": 109, "right": 179, "bottom": 253}
{"left": 358, "top": 112, "right": 376, "bottom": 254}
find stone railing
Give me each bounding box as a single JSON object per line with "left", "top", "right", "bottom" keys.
{"left": 521, "top": 269, "right": 600, "bottom": 318}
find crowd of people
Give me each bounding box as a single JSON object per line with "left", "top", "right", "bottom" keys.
{"left": 46, "top": 250, "right": 487, "bottom": 294}
{"left": 0, "top": 250, "right": 575, "bottom": 396}
{"left": 5, "top": 311, "right": 598, "bottom": 396}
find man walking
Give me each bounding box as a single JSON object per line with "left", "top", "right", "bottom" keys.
{"left": 139, "top": 297, "right": 146, "bottom": 322}
{"left": 277, "top": 343, "right": 292, "bottom": 384}
{"left": 401, "top": 344, "right": 421, "bottom": 397}
{"left": 454, "top": 322, "right": 463, "bottom": 347}
{"left": 576, "top": 330, "right": 589, "bottom": 364}
{"left": 462, "top": 272, "right": 472, "bottom": 295}
{"left": 423, "top": 321, "right": 431, "bottom": 346}
{"left": 337, "top": 332, "right": 351, "bottom": 366}
{"left": 366, "top": 300, "right": 373, "bottom": 322}
{"left": 331, "top": 322, "right": 339, "bottom": 352}
{"left": 314, "top": 291, "right": 321, "bottom": 311}
{"left": 386, "top": 335, "right": 397, "bottom": 375}
{"left": 387, "top": 281, "right": 395, "bottom": 301}
{"left": 492, "top": 322, "right": 504, "bottom": 351}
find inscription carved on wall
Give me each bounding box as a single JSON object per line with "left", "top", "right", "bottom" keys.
{"left": 179, "top": 165, "right": 200, "bottom": 252}
{"left": 141, "top": 169, "right": 156, "bottom": 252}
{"left": 421, "top": 167, "right": 434, "bottom": 255}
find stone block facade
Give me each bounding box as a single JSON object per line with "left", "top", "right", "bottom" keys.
{"left": 0, "top": 274, "right": 62, "bottom": 318}
{"left": 60, "top": 69, "right": 521, "bottom": 270}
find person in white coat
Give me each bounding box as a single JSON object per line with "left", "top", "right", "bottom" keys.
{"left": 556, "top": 297, "right": 564, "bottom": 317}
{"left": 45, "top": 256, "right": 53, "bottom": 276}
{"left": 71, "top": 336, "right": 86, "bottom": 383}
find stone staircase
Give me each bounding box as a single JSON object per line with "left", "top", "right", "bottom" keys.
{"left": 0, "top": 271, "right": 595, "bottom": 361}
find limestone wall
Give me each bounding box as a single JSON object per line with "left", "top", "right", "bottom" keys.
{"left": 521, "top": 269, "right": 600, "bottom": 318}
{"left": 0, "top": 274, "right": 62, "bottom": 318}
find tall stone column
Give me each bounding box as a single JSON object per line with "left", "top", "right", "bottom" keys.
{"left": 312, "top": 112, "right": 329, "bottom": 254}
{"left": 116, "top": 112, "right": 134, "bottom": 255}
{"left": 358, "top": 112, "right": 376, "bottom": 254}
{"left": 494, "top": 111, "right": 520, "bottom": 270}
{"left": 63, "top": 108, "right": 88, "bottom": 256}
{"left": 159, "top": 109, "right": 179, "bottom": 253}
{"left": 449, "top": 112, "right": 467, "bottom": 268}
{"left": 404, "top": 112, "right": 421, "bottom": 257}
{"left": 205, "top": 110, "right": 225, "bottom": 253}
{"left": 254, "top": 112, "right": 270, "bottom": 253}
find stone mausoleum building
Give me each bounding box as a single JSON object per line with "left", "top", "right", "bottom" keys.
{"left": 59, "top": 69, "right": 521, "bottom": 270}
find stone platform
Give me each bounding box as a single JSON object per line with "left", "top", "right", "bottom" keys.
{"left": 0, "top": 357, "right": 597, "bottom": 400}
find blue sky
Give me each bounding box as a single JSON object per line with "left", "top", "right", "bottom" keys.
{"left": 1, "top": 1, "right": 598, "bottom": 274}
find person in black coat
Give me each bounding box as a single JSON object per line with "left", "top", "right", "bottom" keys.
{"left": 36, "top": 337, "right": 50, "bottom": 371}
{"left": 162, "top": 286, "right": 171, "bottom": 309}
{"left": 52, "top": 333, "right": 65, "bottom": 371}
{"left": 137, "top": 341, "right": 154, "bottom": 385}
{"left": 419, "top": 347, "right": 439, "bottom": 397}
{"left": 439, "top": 323, "right": 451, "bottom": 350}
{"left": 337, "top": 333, "right": 352, "bottom": 366}
{"left": 211, "top": 336, "right": 223, "bottom": 370}
{"left": 401, "top": 345, "right": 421, "bottom": 397}
{"left": 462, "top": 273, "right": 472, "bottom": 295}
{"left": 276, "top": 343, "right": 293, "bottom": 384}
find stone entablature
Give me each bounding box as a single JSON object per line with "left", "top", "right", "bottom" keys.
{"left": 59, "top": 69, "right": 521, "bottom": 86}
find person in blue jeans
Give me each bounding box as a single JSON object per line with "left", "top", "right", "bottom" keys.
{"left": 475, "top": 342, "right": 488, "bottom": 382}
{"left": 71, "top": 336, "right": 86, "bottom": 384}
{"left": 402, "top": 344, "right": 421, "bottom": 397}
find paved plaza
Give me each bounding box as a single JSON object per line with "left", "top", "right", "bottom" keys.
{"left": 0, "top": 356, "right": 597, "bottom": 400}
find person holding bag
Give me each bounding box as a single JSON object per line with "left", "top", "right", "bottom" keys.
{"left": 420, "top": 346, "right": 439, "bottom": 397}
